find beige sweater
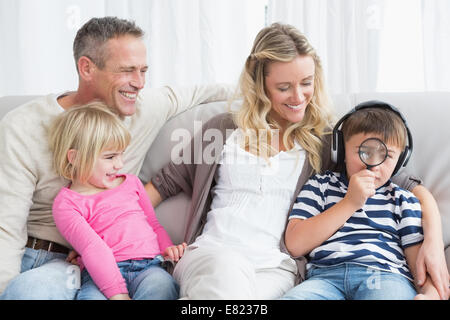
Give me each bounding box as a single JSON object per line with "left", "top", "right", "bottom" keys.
{"left": 0, "top": 84, "right": 233, "bottom": 293}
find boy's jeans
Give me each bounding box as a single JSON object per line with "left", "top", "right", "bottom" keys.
{"left": 77, "top": 256, "right": 179, "bottom": 300}
{"left": 0, "top": 247, "right": 79, "bottom": 300}
{"left": 281, "top": 263, "right": 417, "bottom": 300}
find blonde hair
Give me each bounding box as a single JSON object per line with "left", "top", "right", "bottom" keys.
{"left": 49, "top": 101, "right": 131, "bottom": 183}
{"left": 234, "top": 23, "right": 335, "bottom": 173}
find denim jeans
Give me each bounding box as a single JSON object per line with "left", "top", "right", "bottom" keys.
{"left": 281, "top": 263, "right": 417, "bottom": 300}
{"left": 0, "top": 247, "right": 79, "bottom": 300}
{"left": 77, "top": 255, "right": 179, "bottom": 300}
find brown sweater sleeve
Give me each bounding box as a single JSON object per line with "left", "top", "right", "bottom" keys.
{"left": 150, "top": 112, "right": 236, "bottom": 200}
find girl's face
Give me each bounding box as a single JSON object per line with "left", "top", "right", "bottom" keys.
{"left": 264, "top": 55, "right": 315, "bottom": 131}
{"left": 86, "top": 149, "right": 125, "bottom": 191}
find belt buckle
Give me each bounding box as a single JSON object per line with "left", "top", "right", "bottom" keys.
{"left": 31, "top": 237, "right": 37, "bottom": 250}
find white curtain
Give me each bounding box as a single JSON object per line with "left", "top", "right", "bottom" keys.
{"left": 0, "top": 0, "right": 266, "bottom": 96}
{"left": 422, "top": 0, "right": 450, "bottom": 91}
{"left": 267, "top": 0, "right": 386, "bottom": 94}
{"left": 267, "top": 0, "right": 450, "bottom": 94}
{"left": 2, "top": 0, "right": 448, "bottom": 96}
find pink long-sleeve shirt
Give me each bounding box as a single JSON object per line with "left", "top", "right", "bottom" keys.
{"left": 52, "top": 174, "right": 173, "bottom": 298}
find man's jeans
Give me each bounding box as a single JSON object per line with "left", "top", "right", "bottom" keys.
{"left": 77, "top": 256, "right": 179, "bottom": 300}
{"left": 0, "top": 247, "right": 79, "bottom": 300}
{"left": 281, "top": 263, "right": 417, "bottom": 300}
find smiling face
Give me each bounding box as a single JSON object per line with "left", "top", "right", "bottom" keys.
{"left": 86, "top": 149, "right": 125, "bottom": 190}
{"left": 68, "top": 148, "right": 126, "bottom": 195}
{"left": 91, "top": 35, "right": 148, "bottom": 117}
{"left": 345, "top": 132, "right": 401, "bottom": 189}
{"left": 264, "top": 55, "right": 315, "bottom": 131}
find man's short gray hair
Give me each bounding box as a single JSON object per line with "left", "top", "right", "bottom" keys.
{"left": 73, "top": 16, "right": 144, "bottom": 73}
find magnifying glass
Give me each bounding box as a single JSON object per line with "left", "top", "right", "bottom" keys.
{"left": 358, "top": 137, "right": 388, "bottom": 170}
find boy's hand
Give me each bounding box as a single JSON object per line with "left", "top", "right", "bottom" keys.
{"left": 163, "top": 243, "right": 187, "bottom": 262}
{"left": 345, "top": 169, "right": 376, "bottom": 209}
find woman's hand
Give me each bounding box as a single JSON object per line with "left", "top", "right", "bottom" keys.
{"left": 415, "top": 238, "right": 450, "bottom": 300}
{"left": 163, "top": 243, "right": 187, "bottom": 262}
{"left": 410, "top": 184, "right": 450, "bottom": 300}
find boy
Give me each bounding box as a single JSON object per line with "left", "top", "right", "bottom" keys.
{"left": 281, "top": 102, "right": 439, "bottom": 300}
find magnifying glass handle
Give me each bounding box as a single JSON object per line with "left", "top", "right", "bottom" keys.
{"left": 366, "top": 165, "right": 375, "bottom": 171}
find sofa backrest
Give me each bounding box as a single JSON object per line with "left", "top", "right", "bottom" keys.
{"left": 1, "top": 92, "right": 449, "bottom": 249}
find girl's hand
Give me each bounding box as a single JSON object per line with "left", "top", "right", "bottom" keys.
{"left": 109, "top": 293, "right": 131, "bottom": 300}
{"left": 163, "top": 243, "right": 187, "bottom": 262}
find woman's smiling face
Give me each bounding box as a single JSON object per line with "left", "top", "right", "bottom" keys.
{"left": 264, "top": 54, "right": 315, "bottom": 131}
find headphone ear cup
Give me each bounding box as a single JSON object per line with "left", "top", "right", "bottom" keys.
{"left": 392, "top": 148, "right": 408, "bottom": 176}
{"left": 331, "top": 130, "right": 343, "bottom": 164}
{"left": 336, "top": 131, "right": 345, "bottom": 164}
{"left": 331, "top": 131, "right": 338, "bottom": 163}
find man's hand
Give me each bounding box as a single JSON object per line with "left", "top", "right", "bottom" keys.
{"left": 66, "top": 250, "right": 80, "bottom": 265}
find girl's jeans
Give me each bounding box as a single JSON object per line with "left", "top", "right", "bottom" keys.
{"left": 77, "top": 255, "right": 179, "bottom": 300}
{"left": 0, "top": 247, "right": 79, "bottom": 300}
{"left": 281, "top": 263, "right": 417, "bottom": 300}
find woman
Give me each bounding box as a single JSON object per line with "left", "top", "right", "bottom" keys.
{"left": 146, "top": 23, "right": 449, "bottom": 299}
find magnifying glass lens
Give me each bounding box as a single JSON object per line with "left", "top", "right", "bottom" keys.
{"left": 359, "top": 138, "right": 388, "bottom": 167}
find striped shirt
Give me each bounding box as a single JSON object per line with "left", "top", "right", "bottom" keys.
{"left": 289, "top": 171, "right": 423, "bottom": 280}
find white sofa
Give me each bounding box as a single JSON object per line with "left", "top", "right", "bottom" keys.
{"left": 1, "top": 92, "right": 449, "bottom": 273}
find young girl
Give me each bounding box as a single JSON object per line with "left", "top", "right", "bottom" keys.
{"left": 49, "top": 102, "right": 186, "bottom": 300}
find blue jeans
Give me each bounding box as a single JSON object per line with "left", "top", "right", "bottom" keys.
{"left": 0, "top": 247, "right": 79, "bottom": 300}
{"left": 281, "top": 263, "right": 417, "bottom": 300}
{"left": 77, "top": 256, "right": 179, "bottom": 300}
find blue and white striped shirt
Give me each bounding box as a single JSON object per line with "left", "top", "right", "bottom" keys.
{"left": 289, "top": 171, "right": 423, "bottom": 280}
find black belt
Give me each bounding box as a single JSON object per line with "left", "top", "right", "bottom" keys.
{"left": 26, "top": 237, "right": 70, "bottom": 254}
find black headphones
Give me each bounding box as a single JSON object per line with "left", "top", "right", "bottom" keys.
{"left": 331, "top": 100, "right": 413, "bottom": 176}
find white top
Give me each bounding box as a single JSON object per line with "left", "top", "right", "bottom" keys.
{"left": 194, "top": 129, "right": 305, "bottom": 272}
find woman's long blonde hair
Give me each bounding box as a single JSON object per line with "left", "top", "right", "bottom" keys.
{"left": 233, "top": 23, "right": 335, "bottom": 173}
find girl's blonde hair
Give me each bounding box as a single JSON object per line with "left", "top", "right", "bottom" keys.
{"left": 49, "top": 101, "right": 131, "bottom": 183}
{"left": 234, "top": 23, "right": 335, "bottom": 173}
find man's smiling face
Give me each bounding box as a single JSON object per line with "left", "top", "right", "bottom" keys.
{"left": 91, "top": 35, "right": 148, "bottom": 117}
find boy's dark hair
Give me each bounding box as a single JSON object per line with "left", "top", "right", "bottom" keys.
{"left": 341, "top": 107, "right": 407, "bottom": 149}
{"left": 73, "top": 16, "right": 144, "bottom": 73}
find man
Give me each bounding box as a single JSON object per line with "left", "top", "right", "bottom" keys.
{"left": 0, "top": 17, "right": 232, "bottom": 299}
